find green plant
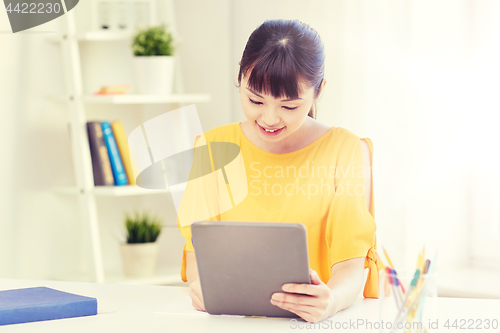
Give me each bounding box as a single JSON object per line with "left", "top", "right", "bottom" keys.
{"left": 124, "top": 211, "right": 162, "bottom": 243}
{"left": 132, "top": 24, "right": 175, "bottom": 56}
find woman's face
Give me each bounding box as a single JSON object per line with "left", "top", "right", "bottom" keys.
{"left": 240, "top": 73, "right": 317, "bottom": 143}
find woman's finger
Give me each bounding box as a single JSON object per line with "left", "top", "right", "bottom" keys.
{"left": 192, "top": 301, "right": 205, "bottom": 312}
{"left": 189, "top": 279, "right": 205, "bottom": 310}
{"left": 281, "top": 282, "right": 329, "bottom": 297}
{"left": 288, "top": 306, "right": 324, "bottom": 324}
{"left": 271, "top": 292, "right": 322, "bottom": 307}
{"left": 275, "top": 297, "right": 324, "bottom": 324}
{"left": 193, "top": 289, "right": 204, "bottom": 304}
{"left": 191, "top": 281, "right": 204, "bottom": 302}
{"left": 272, "top": 293, "right": 330, "bottom": 314}
{"left": 309, "top": 268, "right": 322, "bottom": 285}
{"left": 271, "top": 301, "right": 310, "bottom": 320}
{"left": 190, "top": 291, "right": 206, "bottom": 311}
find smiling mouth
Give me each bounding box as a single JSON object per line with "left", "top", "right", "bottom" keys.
{"left": 257, "top": 122, "right": 286, "bottom": 136}
{"left": 259, "top": 124, "right": 284, "bottom": 132}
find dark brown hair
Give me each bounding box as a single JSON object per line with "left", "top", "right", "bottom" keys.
{"left": 237, "top": 19, "right": 325, "bottom": 118}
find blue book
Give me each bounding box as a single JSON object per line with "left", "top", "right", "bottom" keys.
{"left": 0, "top": 287, "right": 97, "bottom": 326}
{"left": 101, "top": 121, "right": 128, "bottom": 186}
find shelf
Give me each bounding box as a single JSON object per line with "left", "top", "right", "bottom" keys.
{"left": 47, "top": 31, "right": 132, "bottom": 42}
{"left": 54, "top": 185, "right": 178, "bottom": 197}
{"left": 93, "top": 0, "right": 152, "bottom": 3}
{"left": 84, "top": 93, "right": 211, "bottom": 104}
{"left": 94, "top": 185, "right": 172, "bottom": 196}
{"left": 47, "top": 94, "right": 211, "bottom": 104}
{"left": 53, "top": 0, "right": 203, "bottom": 284}
{"left": 77, "top": 31, "right": 135, "bottom": 41}
{"left": 47, "top": 31, "right": 184, "bottom": 43}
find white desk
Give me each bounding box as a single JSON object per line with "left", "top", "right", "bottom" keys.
{"left": 1, "top": 279, "right": 499, "bottom": 332}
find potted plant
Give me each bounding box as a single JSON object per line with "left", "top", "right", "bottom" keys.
{"left": 131, "top": 24, "right": 176, "bottom": 95}
{"left": 120, "top": 211, "right": 162, "bottom": 277}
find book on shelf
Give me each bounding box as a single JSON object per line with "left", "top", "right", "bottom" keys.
{"left": 87, "top": 120, "right": 137, "bottom": 187}
{"left": 111, "top": 121, "right": 136, "bottom": 185}
{"left": 101, "top": 121, "right": 128, "bottom": 186}
{"left": 87, "top": 122, "right": 115, "bottom": 186}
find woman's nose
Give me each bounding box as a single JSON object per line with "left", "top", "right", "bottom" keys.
{"left": 261, "top": 108, "right": 280, "bottom": 127}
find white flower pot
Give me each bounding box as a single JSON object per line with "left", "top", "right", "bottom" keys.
{"left": 120, "top": 242, "right": 159, "bottom": 277}
{"left": 133, "top": 56, "right": 175, "bottom": 95}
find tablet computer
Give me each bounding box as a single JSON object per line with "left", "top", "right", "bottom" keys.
{"left": 191, "top": 221, "right": 311, "bottom": 318}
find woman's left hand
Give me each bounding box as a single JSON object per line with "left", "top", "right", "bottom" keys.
{"left": 270, "top": 268, "right": 337, "bottom": 323}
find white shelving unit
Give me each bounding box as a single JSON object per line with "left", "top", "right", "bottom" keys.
{"left": 48, "top": 93, "right": 211, "bottom": 104}
{"left": 54, "top": 185, "right": 181, "bottom": 197}
{"left": 50, "top": 0, "right": 210, "bottom": 284}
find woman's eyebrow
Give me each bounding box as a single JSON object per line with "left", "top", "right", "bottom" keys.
{"left": 246, "top": 87, "right": 303, "bottom": 101}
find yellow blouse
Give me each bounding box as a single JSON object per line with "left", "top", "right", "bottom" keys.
{"left": 176, "top": 122, "right": 385, "bottom": 298}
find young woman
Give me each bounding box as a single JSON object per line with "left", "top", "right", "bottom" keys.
{"left": 177, "top": 19, "right": 384, "bottom": 323}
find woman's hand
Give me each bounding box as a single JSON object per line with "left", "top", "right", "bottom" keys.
{"left": 185, "top": 251, "right": 206, "bottom": 312}
{"left": 189, "top": 279, "right": 206, "bottom": 312}
{"left": 270, "top": 268, "right": 337, "bottom": 323}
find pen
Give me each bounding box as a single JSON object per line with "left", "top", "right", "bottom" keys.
{"left": 390, "top": 275, "right": 432, "bottom": 333}
{"left": 390, "top": 269, "right": 420, "bottom": 331}
{"left": 416, "top": 257, "right": 425, "bottom": 291}
{"left": 391, "top": 269, "right": 404, "bottom": 307}
{"left": 386, "top": 267, "right": 401, "bottom": 309}
{"left": 424, "top": 259, "right": 430, "bottom": 274}
{"left": 383, "top": 247, "right": 406, "bottom": 294}
{"left": 411, "top": 259, "right": 434, "bottom": 333}
{"left": 414, "top": 253, "right": 438, "bottom": 326}
{"left": 383, "top": 246, "right": 395, "bottom": 268}
{"left": 394, "top": 253, "right": 438, "bottom": 333}
{"left": 420, "top": 247, "right": 426, "bottom": 273}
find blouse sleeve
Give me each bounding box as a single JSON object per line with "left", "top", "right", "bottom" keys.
{"left": 176, "top": 134, "right": 223, "bottom": 282}
{"left": 326, "top": 137, "right": 385, "bottom": 298}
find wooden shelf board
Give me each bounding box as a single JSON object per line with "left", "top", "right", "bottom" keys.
{"left": 92, "top": 0, "right": 151, "bottom": 3}
{"left": 47, "top": 30, "right": 184, "bottom": 42}
{"left": 53, "top": 185, "right": 177, "bottom": 197}
{"left": 47, "top": 32, "right": 132, "bottom": 42}
{"left": 47, "top": 94, "right": 211, "bottom": 104}
{"left": 83, "top": 93, "right": 211, "bottom": 104}
{"left": 77, "top": 31, "right": 134, "bottom": 41}
{"left": 93, "top": 185, "right": 171, "bottom": 196}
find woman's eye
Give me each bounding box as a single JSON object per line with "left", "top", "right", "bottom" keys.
{"left": 249, "top": 98, "right": 262, "bottom": 105}
{"left": 249, "top": 98, "right": 297, "bottom": 110}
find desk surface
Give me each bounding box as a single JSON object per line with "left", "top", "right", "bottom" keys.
{"left": 1, "top": 279, "right": 499, "bottom": 333}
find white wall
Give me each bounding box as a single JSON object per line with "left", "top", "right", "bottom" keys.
{"left": 0, "top": 12, "right": 22, "bottom": 278}
{"left": 0, "top": 0, "right": 232, "bottom": 281}
{"left": 229, "top": 0, "right": 500, "bottom": 274}
{"left": 2, "top": 0, "right": 500, "bottom": 284}
{"left": 0, "top": 12, "right": 84, "bottom": 279}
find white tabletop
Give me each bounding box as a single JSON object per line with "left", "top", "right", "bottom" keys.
{"left": 1, "top": 279, "right": 499, "bottom": 333}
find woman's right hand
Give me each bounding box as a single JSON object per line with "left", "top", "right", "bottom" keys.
{"left": 186, "top": 251, "right": 205, "bottom": 311}
{"left": 189, "top": 279, "right": 206, "bottom": 312}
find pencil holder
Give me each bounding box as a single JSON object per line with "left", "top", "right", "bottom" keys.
{"left": 378, "top": 268, "right": 438, "bottom": 333}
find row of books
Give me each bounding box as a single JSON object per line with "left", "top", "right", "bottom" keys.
{"left": 87, "top": 121, "right": 135, "bottom": 186}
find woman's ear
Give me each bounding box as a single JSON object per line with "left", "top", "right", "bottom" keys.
{"left": 317, "top": 79, "right": 327, "bottom": 99}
